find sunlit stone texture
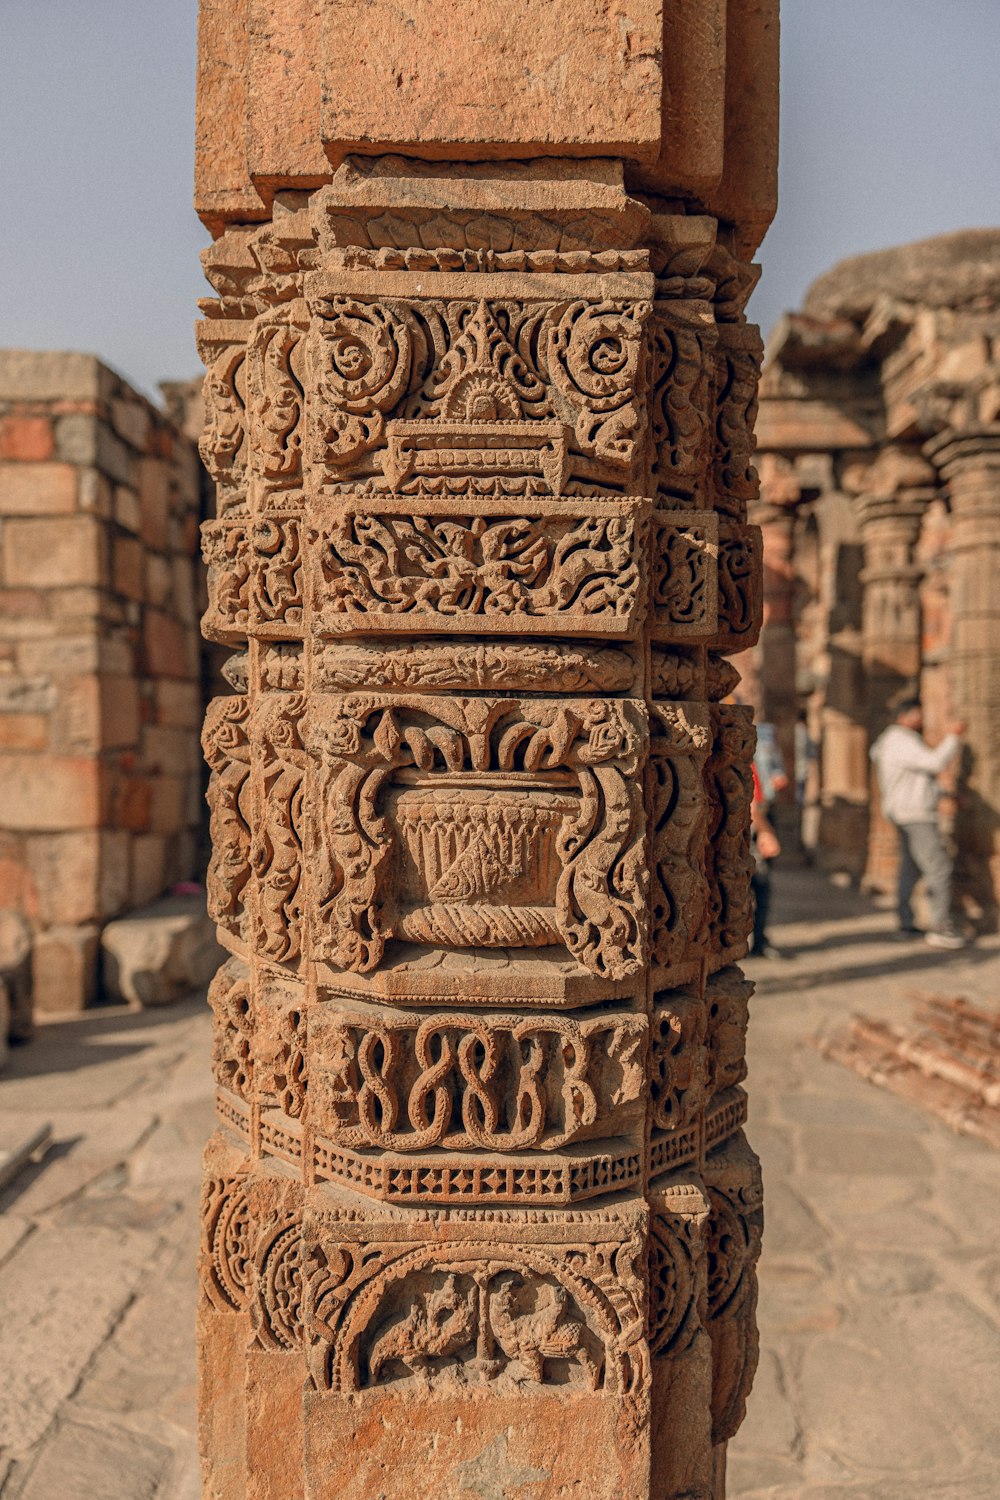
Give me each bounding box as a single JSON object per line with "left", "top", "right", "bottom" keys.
{"left": 194, "top": 4, "right": 777, "bottom": 1495}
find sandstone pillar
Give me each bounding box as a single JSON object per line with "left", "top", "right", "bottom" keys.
{"left": 193, "top": 5, "right": 777, "bottom": 1496}
{"left": 856, "top": 457, "right": 934, "bottom": 890}
{"left": 927, "top": 427, "right": 1000, "bottom": 921}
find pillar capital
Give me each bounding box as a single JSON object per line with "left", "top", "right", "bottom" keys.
{"left": 924, "top": 423, "right": 1000, "bottom": 479}
{"left": 196, "top": 0, "right": 779, "bottom": 254}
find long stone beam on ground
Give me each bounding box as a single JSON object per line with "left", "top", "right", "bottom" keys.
{"left": 193, "top": 4, "right": 777, "bottom": 1496}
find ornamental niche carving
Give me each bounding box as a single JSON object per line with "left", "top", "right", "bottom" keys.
{"left": 196, "top": 133, "right": 766, "bottom": 1498}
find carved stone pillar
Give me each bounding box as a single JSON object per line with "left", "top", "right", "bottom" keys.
{"left": 194, "top": 5, "right": 775, "bottom": 1496}
{"left": 856, "top": 466, "right": 933, "bottom": 890}
{"left": 926, "top": 427, "right": 1000, "bottom": 921}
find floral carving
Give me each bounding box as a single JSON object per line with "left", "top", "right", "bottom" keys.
{"left": 250, "top": 517, "right": 303, "bottom": 629}
{"left": 316, "top": 640, "right": 637, "bottom": 694}
{"left": 309, "top": 502, "right": 646, "bottom": 632}
{"left": 705, "top": 706, "right": 756, "bottom": 956}
{"left": 650, "top": 991, "right": 709, "bottom": 1133}
{"left": 716, "top": 526, "right": 761, "bottom": 643}
{"left": 202, "top": 521, "right": 251, "bottom": 642}
{"left": 415, "top": 300, "right": 549, "bottom": 425}
{"left": 254, "top": 975, "right": 308, "bottom": 1117}
{"left": 714, "top": 327, "right": 763, "bottom": 514}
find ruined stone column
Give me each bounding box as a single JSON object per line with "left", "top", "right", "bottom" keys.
{"left": 927, "top": 427, "right": 1000, "bottom": 921}
{"left": 194, "top": 5, "right": 776, "bottom": 1496}
{"left": 856, "top": 457, "right": 934, "bottom": 890}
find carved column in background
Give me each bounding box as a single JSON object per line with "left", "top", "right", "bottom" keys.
{"left": 194, "top": 4, "right": 777, "bottom": 1496}
{"left": 856, "top": 462, "right": 933, "bottom": 890}
{"left": 928, "top": 428, "right": 1000, "bottom": 922}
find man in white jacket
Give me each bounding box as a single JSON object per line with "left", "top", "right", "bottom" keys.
{"left": 870, "top": 698, "right": 966, "bottom": 948}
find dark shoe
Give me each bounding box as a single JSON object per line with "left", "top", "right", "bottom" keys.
{"left": 894, "top": 926, "right": 923, "bottom": 941}
{"left": 750, "top": 941, "right": 788, "bottom": 960}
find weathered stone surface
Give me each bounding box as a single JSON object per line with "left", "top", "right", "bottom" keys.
{"left": 194, "top": 4, "right": 774, "bottom": 1494}
{"left": 195, "top": 0, "right": 780, "bottom": 254}
{"left": 101, "top": 895, "right": 223, "bottom": 1008}
{"left": 0, "top": 1224, "right": 153, "bottom": 1452}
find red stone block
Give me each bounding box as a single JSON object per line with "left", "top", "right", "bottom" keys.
{"left": 0, "top": 415, "right": 54, "bottom": 462}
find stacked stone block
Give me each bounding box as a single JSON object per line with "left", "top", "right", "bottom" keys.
{"left": 0, "top": 351, "right": 205, "bottom": 1016}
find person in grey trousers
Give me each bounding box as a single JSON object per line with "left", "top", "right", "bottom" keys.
{"left": 870, "top": 698, "right": 967, "bottom": 948}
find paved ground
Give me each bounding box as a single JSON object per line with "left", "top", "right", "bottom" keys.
{"left": 0, "top": 866, "right": 998, "bottom": 1498}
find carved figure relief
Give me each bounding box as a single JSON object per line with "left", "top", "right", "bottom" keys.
{"left": 303, "top": 1220, "right": 647, "bottom": 1399}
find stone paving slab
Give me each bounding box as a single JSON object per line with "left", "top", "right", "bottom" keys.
{"left": 0, "top": 997, "right": 205, "bottom": 1498}
{"left": 729, "top": 868, "right": 1000, "bottom": 1498}
{"left": 0, "top": 875, "right": 999, "bottom": 1496}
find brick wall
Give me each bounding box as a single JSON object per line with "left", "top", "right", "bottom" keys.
{"left": 0, "top": 351, "right": 205, "bottom": 1015}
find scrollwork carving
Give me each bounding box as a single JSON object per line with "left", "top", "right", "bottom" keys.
{"left": 201, "top": 1172, "right": 252, "bottom": 1313}
{"left": 308, "top": 297, "right": 415, "bottom": 468}
{"left": 310, "top": 1008, "right": 645, "bottom": 1152}
{"left": 208, "top": 959, "right": 253, "bottom": 1099}
{"left": 246, "top": 318, "right": 305, "bottom": 493}
{"left": 545, "top": 298, "right": 652, "bottom": 473}
{"left": 202, "top": 696, "right": 252, "bottom": 941}
{"left": 200, "top": 345, "right": 246, "bottom": 494}
{"left": 250, "top": 695, "right": 307, "bottom": 965}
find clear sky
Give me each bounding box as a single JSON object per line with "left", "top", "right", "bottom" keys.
{"left": 1, "top": 1, "right": 997, "bottom": 402}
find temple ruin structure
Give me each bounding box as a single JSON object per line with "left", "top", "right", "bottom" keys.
{"left": 194, "top": 3, "right": 778, "bottom": 1495}
{"left": 0, "top": 352, "right": 208, "bottom": 1029}
{"left": 740, "top": 231, "right": 1000, "bottom": 924}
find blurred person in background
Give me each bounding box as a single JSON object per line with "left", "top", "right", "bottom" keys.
{"left": 870, "top": 698, "right": 967, "bottom": 948}
{"left": 749, "top": 725, "right": 788, "bottom": 959}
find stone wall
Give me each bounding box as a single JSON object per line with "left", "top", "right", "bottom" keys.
{"left": 738, "top": 230, "right": 1000, "bottom": 923}
{"left": 0, "top": 351, "right": 206, "bottom": 1018}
